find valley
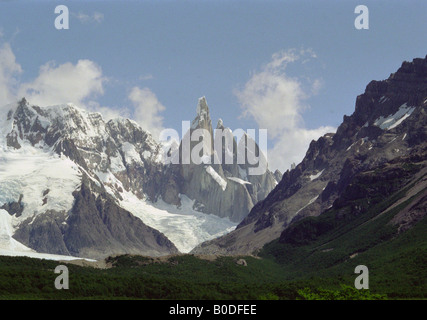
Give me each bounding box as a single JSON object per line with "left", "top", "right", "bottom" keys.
{"left": 0, "top": 55, "right": 426, "bottom": 300}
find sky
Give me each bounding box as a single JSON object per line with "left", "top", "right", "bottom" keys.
{"left": 0, "top": 0, "right": 426, "bottom": 173}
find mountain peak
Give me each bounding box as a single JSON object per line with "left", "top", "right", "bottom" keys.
{"left": 396, "top": 55, "right": 427, "bottom": 76}
{"left": 18, "top": 97, "right": 29, "bottom": 107}
{"left": 191, "top": 96, "right": 213, "bottom": 133}
{"left": 330, "top": 55, "right": 427, "bottom": 151}
{"left": 196, "top": 96, "right": 209, "bottom": 115}
{"left": 216, "top": 118, "right": 224, "bottom": 129}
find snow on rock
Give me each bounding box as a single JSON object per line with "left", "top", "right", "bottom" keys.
{"left": 142, "top": 150, "right": 152, "bottom": 159}
{"left": 347, "top": 137, "right": 369, "bottom": 152}
{"left": 373, "top": 103, "right": 416, "bottom": 130}
{"left": 122, "top": 142, "right": 142, "bottom": 165}
{"left": 118, "top": 191, "right": 237, "bottom": 253}
{"left": 93, "top": 167, "right": 236, "bottom": 253}
{"left": 227, "top": 177, "right": 251, "bottom": 185}
{"left": 379, "top": 96, "right": 388, "bottom": 103}
{"left": 309, "top": 169, "right": 324, "bottom": 181}
{"left": 205, "top": 165, "right": 227, "bottom": 191}
{"left": 0, "top": 142, "right": 82, "bottom": 220}
{"left": 0, "top": 249, "right": 96, "bottom": 261}
{"left": 295, "top": 195, "right": 319, "bottom": 215}
{"left": 346, "top": 142, "right": 356, "bottom": 152}
{"left": 0, "top": 209, "right": 95, "bottom": 261}
{"left": 196, "top": 96, "right": 209, "bottom": 118}
{"left": 109, "top": 154, "right": 126, "bottom": 173}
{"left": 191, "top": 96, "right": 211, "bottom": 129}
{"left": 0, "top": 209, "right": 31, "bottom": 252}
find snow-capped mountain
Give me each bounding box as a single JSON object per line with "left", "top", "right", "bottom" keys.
{"left": 170, "top": 97, "right": 278, "bottom": 222}
{"left": 0, "top": 97, "right": 277, "bottom": 259}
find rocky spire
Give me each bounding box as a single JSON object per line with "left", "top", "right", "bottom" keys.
{"left": 188, "top": 96, "right": 214, "bottom": 157}
{"left": 192, "top": 96, "right": 213, "bottom": 133}
{"left": 216, "top": 118, "right": 224, "bottom": 130}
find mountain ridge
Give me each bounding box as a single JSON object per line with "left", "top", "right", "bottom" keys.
{"left": 0, "top": 96, "right": 276, "bottom": 259}
{"left": 191, "top": 55, "right": 427, "bottom": 256}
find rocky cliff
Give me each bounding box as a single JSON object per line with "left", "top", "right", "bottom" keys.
{"left": 169, "top": 97, "right": 278, "bottom": 222}
{"left": 192, "top": 55, "right": 427, "bottom": 255}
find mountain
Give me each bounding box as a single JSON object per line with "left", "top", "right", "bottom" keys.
{"left": 0, "top": 99, "right": 179, "bottom": 259}
{"left": 169, "top": 97, "right": 278, "bottom": 222}
{"left": 0, "top": 97, "right": 277, "bottom": 260}
{"left": 192, "top": 55, "right": 427, "bottom": 256}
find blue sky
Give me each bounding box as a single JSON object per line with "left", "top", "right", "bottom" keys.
{"left": 1, "top": 0, "right": 426, "bottom": 172}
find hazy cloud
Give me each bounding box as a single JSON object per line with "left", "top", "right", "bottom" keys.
{"left": 129, "top": 86, "right": 166, "bottom": 139}
{"left": 235, "top": 49, "right": 335, "bottom": 172}
{"left": 139, "top": 74, "right": 154, "bottom": 81}
{"left": 0, "top": 42, "right": 22, "bottom": 106}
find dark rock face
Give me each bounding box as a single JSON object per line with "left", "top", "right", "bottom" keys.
{"left": 273, "top": 169, "right": 283, "bottom": 182}
{"left": 390, "top": 189, "right": 427, "bottom": 233}
{"left": 279, "top": 152, "right": 427, "bottom": 245}
{"left": 13, "top": 210, "right": 70, "bottom": 256}
{"left": 14, "top": 178, "right": 178, "bottom": 259}
{"left": 192, "top": 55, "right": 427, "bottom": 255}
{"left": 160, "top": 172, "right": 182, "bottom": 206}
{"left": 1, "top": 194, "right": 24, "bottom": 217}
{"left": 63, "top": 181, "right": 178, "bottom": 259}
{"left": 248, "top": 55, "right": 427, "bottom": 231}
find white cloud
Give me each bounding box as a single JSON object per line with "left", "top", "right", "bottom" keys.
{"left": 18, "top": 59, "right": 105, "bottom": 107}
{"left": 0, "top": 43, "right": 167, "bottom": 141}
{"left": 128, "top": 87, "right": 166, "bottom": 139}
{"left": 0, "top": 43, "right": 107, "bottom": 110}
{"left": 236, "top": 68, "right": 305, "bottom": 138}
{"left": 0, "top": 42, "right": 22, "bottom": 106}
{"left": 267, "top": 126, "right": 335, "bottom": 174}
{"left": 235, "top": 49, "right": 336, "bottom": 173}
